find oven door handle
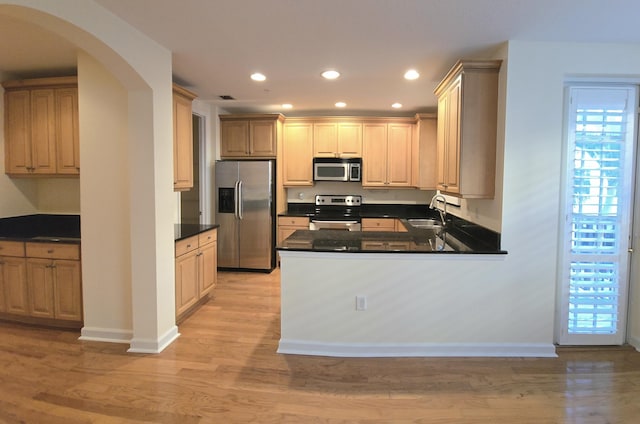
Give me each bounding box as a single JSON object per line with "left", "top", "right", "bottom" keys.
{"left": 311, "top": 220, "right": 360, "bottom": 225}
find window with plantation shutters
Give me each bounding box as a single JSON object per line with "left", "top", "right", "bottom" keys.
{"left": 558, "top": 85, "right": 637, "bottom": 345}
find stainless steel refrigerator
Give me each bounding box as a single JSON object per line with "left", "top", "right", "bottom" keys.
{"left": 215, "top": 160, "right": 275, "bottom": 271}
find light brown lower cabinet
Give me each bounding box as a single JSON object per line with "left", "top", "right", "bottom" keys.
{"left": 0, "top": 240, "right": 82, "bottom": 325}
{"left": 361, "top": 218, "right": 396, "bottom": 232}
{"left": 175, "top": 228, "right": 217, "bottom": 320}
{"left": 1, "top": 254, "right": 28, "bottom": 315}
{"left": 277, "top": 216, "right": 310, "bottom": 245}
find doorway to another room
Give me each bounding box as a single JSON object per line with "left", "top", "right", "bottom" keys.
{"left": 180, "top": 114, "right": 204, "bottom": 225}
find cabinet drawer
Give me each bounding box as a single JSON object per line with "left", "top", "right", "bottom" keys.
{"left": 361, "top": 218, "right": 395, "bottom": 231}
{"left": 175, "top": 235, "right": 198, "bottom": 257}
{"left": 0, "top": 240, "right": 25, "bottom": 257}
{"left": 198, "top": 229, "right": 217, "bottom": 246}
{"left": 26, "top": 242, "right": 80, "bottom": 260}
{"left": 278, "top": 216, "right": 310, "bottom": 227}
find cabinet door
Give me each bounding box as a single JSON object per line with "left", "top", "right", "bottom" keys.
{"left": 53, "top": 260, "right": 82, "bottom": 321}
{"left": 387, "top": 123, "right": 412, "bottom": 186}
{"left": 444, "top": 78, "right": 461, "bottom": 194}
{"left": 55, "top": 87, "right": 80, "bottom": 175}
{"left": 250, "top": 120, "right": 277, "bottom": 157}
{"left": 198, "top": 242, "right": 217, "bottom": 297}
{"left": 220, "top": 120, "right": 249, "bottom": 157}
{"left": 175, "top": 251, "right": 199, "bottom": 316}
{"left": 337, "top": 123, "right": 362, "bottom": 157}
{"left": 283, "top": 123, "right": 313, "bottom": 186}
{"left": 436, "top": 77, "right": 462, "bottom": 194}
{"left": 4, "top": 90, "right": 32, "bottom": 174}
{"left": 30, "top": 89, "right": 57, "bottom": 174}
{"left": 1, "top": 256, "right": 28, "bottom": 314}
{"left": 313, "top": 122, "right": 338, "bottom": 157}
{"left": 361, "top": 218, "right": 395, "bottom": 231}
{"left": 26, "top": 258, "right": 55, "bottom": 318}
{"left": 173, "top": 92, "right": 194, "bottom": 190}
{"left": 436, "top": 94, "right": 448, "bottom": 190}
{"left": 277, "top": 217, "right": 309, "bottom": 245}
{"left": 362, "top": 123, "right": 387, "bottom": 187}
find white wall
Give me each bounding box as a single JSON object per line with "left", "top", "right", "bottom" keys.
{"left": 503, "top": 41, "right": 640, "bottom": 349}
{"left": 279, "top": 251, "right": 554, "bottom": 357}
{"left": 77, "top": 51, "right": 133, "bottom": 338}
{"left": 36, "top": 179, "right": 80, "bottom": 213}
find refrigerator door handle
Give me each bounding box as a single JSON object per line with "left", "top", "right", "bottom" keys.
{"left": 238, "top": 180, "right": 244, "bottom": 220}
{"left": 234, "top": 180, "right": 240, "bottom": 219}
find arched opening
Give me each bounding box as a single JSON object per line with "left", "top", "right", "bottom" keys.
{"left": 0, "top": 2, "right": 178, "bottom": 353}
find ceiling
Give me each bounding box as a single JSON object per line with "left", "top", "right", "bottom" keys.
{"left": 2, "top": 0, "right": 640, "bottom": 116}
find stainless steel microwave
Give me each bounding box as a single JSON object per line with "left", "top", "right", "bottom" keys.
{"left": 313, "top": 158, "right": 361, "bottom": 182}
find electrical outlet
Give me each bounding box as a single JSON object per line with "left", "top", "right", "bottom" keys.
{"left": 355, "top": 295, "right": 367, "bottom": 311}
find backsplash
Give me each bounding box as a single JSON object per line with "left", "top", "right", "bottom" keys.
{"left": 286, "top": 182, "right": 434, "bottom": 205}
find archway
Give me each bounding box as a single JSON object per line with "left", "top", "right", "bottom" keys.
{"left": 0, "top": 1, "right": 178, "bottom": 353}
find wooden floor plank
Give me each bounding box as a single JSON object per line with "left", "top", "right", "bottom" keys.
{"left": 1, "top": 268, "right": 640, "bottom": 423}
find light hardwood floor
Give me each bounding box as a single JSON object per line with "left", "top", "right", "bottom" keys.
{"left": 1, "top": 269, "right": 640, "bottom": 423}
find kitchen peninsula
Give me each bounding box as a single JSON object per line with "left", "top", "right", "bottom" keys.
{"left": 276, "top": 216, "right": 555, "bottom": 359}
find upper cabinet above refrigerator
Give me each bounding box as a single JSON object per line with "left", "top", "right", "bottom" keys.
{"left": 219, "top": 114, "right": 284, "bottom": 159}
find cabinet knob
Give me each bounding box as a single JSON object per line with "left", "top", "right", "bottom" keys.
{"left": 47, "top": 249, "right": 54, "bottom": 254}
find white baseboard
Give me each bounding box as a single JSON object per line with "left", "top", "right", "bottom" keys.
{"left": 629, "top": 335, "right": 640, "bottom": 352}
{"left": 127, "top": 325, "right": 180, "bottom": 354}
{"left": 277, "top": 339, "right": 558, "bottom": 358}
{"left": 79, "top": 327, "right": 133, "bottom": 344}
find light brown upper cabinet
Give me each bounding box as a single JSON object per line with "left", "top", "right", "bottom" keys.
{"left": 282, "top": 120, "right": 313, "bottom": 186}
{"left": 434, "top": 60, "right": 501, "bottom": 198}
{"left": 362, "top": 120, "right": 413, "bottom": 188}
{"left": 313, "top": 121, "right": 362, "bottom": 158}
{"left": 3, "top": 77, "right": 79, "bottom": 176}
{"left": 173, "top": 83, "right": 197, "bottom": 191}
{"left": 219, "top": 114, "right": 284, "bottom": 159}
{"left": 413, "top": 113, "right": 437, "bottom": 190}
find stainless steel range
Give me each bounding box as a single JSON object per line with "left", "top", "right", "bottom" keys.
{"left": 309, "top": 194, "right": 362, "bottom": 231}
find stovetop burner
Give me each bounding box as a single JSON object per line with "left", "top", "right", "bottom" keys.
{"left": 313, "top": 195, "right": 362, "bottom": 221}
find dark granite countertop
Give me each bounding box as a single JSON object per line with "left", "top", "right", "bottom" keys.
{"left": 281, "top": 203, "right": 434, "bottom": 219}
{"left": 0, "top": 215, "right": 220, "bottom": 244}
{"left": 174, "top": 223, "right": 219, "bottom": 241}
{"left": 278, "top": 226, "right": 504, "bottom": 254}
{"left": 0, "top": 214, "right": 81, "bottom": 244}
{"left": 278, "top": 203, "right": 505, "bottom": 254}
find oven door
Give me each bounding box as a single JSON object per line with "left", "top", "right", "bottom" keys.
{"left": 309, "top": 220, "right": 361, "bottom": 231}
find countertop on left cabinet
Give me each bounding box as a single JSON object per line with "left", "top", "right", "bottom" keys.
{"left": 0, "top": 214, "right": 80, "bottom": 242}
{"left": 0, "top": 214, "right": 82, "bottom": 329}
{"left": 174, "top": 223, "right": 220, "bottom": 241}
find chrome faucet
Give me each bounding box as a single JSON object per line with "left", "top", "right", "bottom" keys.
{"left": 429, "top": 193, "right": 447, "bottom": 226}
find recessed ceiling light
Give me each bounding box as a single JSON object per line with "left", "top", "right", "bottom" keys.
{"left": 404, "top": 69, "right": 420, "bottom": 80}
{"left": 335, "top": 102, "right": 347, "bottom": 108}
{"left": 322, "top": 70, "right": 340, "bottom": 80}
{"left": 392, "top": 103, "right": 403, "bottom": 109}
{"left": 282, "top": 103, "right": 293, "bottom": 109}
{"left": 250, "top": 72, "right": 266, "bottom": 81}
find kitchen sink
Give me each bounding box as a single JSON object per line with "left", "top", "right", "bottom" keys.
{"left": 407, "top": 218, "right": 442, "bottom": 230}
